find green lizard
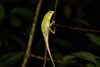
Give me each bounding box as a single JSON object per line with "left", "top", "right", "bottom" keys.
{"left": 41, "top": 11, "right": 55, "bottom": 67}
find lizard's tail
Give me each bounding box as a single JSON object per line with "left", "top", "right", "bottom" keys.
{"left": 45, "top": 39, "right": 55, "bottom": 67}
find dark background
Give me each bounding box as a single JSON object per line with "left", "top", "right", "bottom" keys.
{"left": 0, "top": 0, "right": 100, "bottom": 67}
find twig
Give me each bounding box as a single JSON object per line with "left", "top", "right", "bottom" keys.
{"left": 22, "top": 0, "right": 42, "bottom": 67}
{"left": 30, "top": 54, "right": 87, "bottom": 67}
{"left": 54, "top": 23, "right": 100, "bottom": 33}
{"left": 51, "top": 0, "right": 58, "bottom": 22}
{"left": 43, "top": 47, "right": 47, "bottom": 67}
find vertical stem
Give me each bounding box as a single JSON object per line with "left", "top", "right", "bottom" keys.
{"left": 43, "top": 47, "right": 47, "bottom": 67}
{"left": 22, "top": 0, "right": 42, "bottom": 67}
{"left": 51, "top": 0, "right": 59, "bottom": 22}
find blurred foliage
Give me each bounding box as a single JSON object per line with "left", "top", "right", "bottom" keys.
{"left": 86, "top": 33, "right": 100, "bottom": 46}
{"left": 0, "top": 0, "right": 100, "bottom": 67}
{"left": 0, "top": 3, "right": 4, "bottom": 24}
{"left": 0, "top": 51, "right": 25, "bottom": 67}
{"left": 11, "top": 8, "right": 34, "bottom": 21}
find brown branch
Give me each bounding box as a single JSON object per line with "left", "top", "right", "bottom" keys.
{"left": 54, "top": 23, "right": 100, "bottom": 33}
{"left": 22, "top": 0, "right": 43, "bottom": 67}
{"left": 51, "top": 0, "right": 58, "bottom": 22}
{"left": 30, "top": 54, "right": 87, "bottom": 67}
{"left": 43, "top": 47, "right": 47, "bottom": 67}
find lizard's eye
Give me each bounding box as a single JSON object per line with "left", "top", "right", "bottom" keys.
{"left": 49, "top": 11, "right": 51, "bottom": 13}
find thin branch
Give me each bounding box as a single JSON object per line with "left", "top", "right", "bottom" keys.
{"left": 30, "top": 54, "right": 87, "bottom": 67}
{"left": 43, "top": 47, "right": 47, "bottom": 67}
{"left": 54, "top": 23, "right": 100, "bottom": 33}
{"left": 51, "top": 0, "right": 58, "bottom": 22}
{"left": 22, "top": 0, "right": 42, "bottom": 67}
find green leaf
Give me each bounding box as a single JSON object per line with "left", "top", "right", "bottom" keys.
{"left": 86, "top": 63, "right": 95, "bottom": 67}
{"left": 96, "top": 60, "right": 100, "bottom": 67}
{"left": 62, "top": 55, "right": 78, "bottom": 63}
{"left": 72, "top": 18, "right": 90, "bottom": 27}
{"left": 93, "top": 55, "right": 100, "bottom": 59}
{"left": 62, "top": 55, "right": 76, "bottom": 61}
{"left": 71, "top": 51, "right": 96, "bottom": 63}
{"left": 11, "top": 16, "right": 21, "bottom": 27}
{"left": 0, "top": 3, "right": 5, "bottom": 24}
{"left": 86, "top": 33, "right": 100, "bottom": 46}
{"left": 0, "top": 51, "right": 25, "bottom": 67}
{"left": 11, "top": 8, "right": 34, "bottom": 21}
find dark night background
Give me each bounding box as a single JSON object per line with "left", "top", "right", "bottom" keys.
{"left": 0, "top": 0, "right": 100, "bottom": 67}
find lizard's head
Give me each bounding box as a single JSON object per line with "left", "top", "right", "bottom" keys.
{"left": 46, "top": 11, "right": 54, "bottom": 20}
